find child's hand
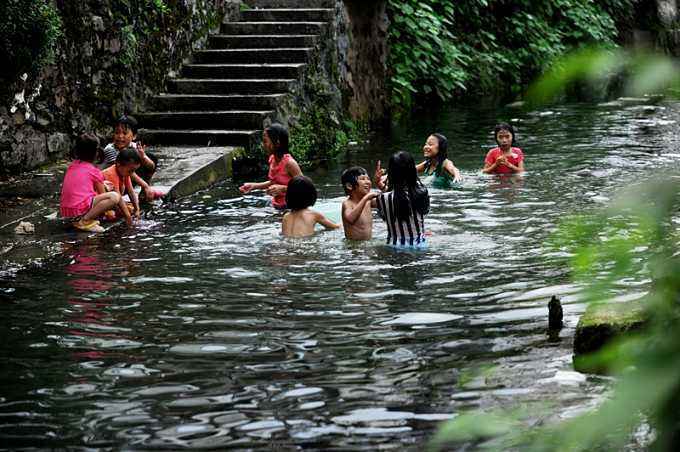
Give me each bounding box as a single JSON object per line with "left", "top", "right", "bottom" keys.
{"left": 103, "top": 181, "right": 115, "bottom": 192}
{"left": 239, "top": 183, "right": 253, "bottom": 194}
{"left": 365, "top": 191, "right": 379, "bottom": 200}
{"left": 266, "top": 184, "right": 285, "bottom": 196}
{"left": 496, "top": 155, "right": 507, "bottom": 165}
{"left": 136, "top": 141, "right": 147, "bottom": 159}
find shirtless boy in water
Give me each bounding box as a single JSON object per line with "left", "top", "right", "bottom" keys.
{"left": 341, "top": 166, "right": 378, "bottom": 241}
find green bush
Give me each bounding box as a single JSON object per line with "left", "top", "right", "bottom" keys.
{"left": 387, "top": 0, "right": 633, "bottom": 111}
{"left": 0, "top": 0, "right": 62, "bottom": 80}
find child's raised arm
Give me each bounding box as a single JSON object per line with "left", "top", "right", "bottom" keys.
{"left": 342, "top": 192, "right": 378, "bottom": 225}
{"left": 315, "top": 211, "right": 340, "bottom": 230}
{"left": 374, "top": 160, "right": 387, "bottom": 191}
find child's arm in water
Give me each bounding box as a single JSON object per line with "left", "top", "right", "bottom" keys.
{"left": 342, "top": 192, "right": 378, "bottom": 225}
{"left": 125, "top": 175, "right": 141, "bottom": 220}
{"left": 131, "top": 172, "right": 156, "bottom": 200}
{"left": 239, "top": 180, "right": 272, "bottom": 194}
{"left": 443, "top": 159, "right": 463, "bottom": 182}
{"left": 314, "top": 211, "right": 340, "bottom": 230}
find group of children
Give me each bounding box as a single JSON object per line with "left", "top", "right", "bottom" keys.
{"left": 59, "top": 115, "right": 163, "bottom": 233}
{"left": 59, "top": 117, "right": 523, "bottom": 243}
{"left": 239, "top": 122, "right": 524, "bottom": 246}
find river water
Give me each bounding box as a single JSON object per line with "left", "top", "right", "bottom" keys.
{"left": 1, "top": 100, "right": 678, "bottom": 449}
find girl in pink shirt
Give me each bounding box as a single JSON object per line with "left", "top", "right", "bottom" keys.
{"left": 60, "top": 133, "right": 122, "bottom": 232}
{"left": 482, "top": 123, "right": 525, "bottom": 174}
{"left": 239, "top": 123, "right": 302, "bottom": 209}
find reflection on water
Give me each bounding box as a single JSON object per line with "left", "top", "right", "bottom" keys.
{"left": 0, "top": 101, "right": 678, "bottom": 449}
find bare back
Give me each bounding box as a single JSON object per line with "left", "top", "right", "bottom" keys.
{"left": 282, "top": 208, "right": 340, "bottom": 238}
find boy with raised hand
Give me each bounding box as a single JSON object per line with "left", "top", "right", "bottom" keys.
{"left": 103, "top": 115, "right": 162, "bottom": 200}
{"left": 341, "top": 166, "right": 378, "bottom": 241}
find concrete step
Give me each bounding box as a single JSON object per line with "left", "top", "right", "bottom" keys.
{"left": 243, "top": 0, "right": 334, "bottom": 8}
{"left": 194, "top": 48, "right": 312, "bottom": 64}
{"left": 168, "top": 79, "right": 295, "bottom": 95}
{"left": 240, "top": 8, "right": 333, "bottom": 22}
{"left": 220, "top": 21, "right": 325, "bottom": 35}
{"left": 208, "top": 34, "right": 318, "bottom": 49}
{"left": 182, "top": 63, "right": 305, "bottom": 79}
{"left": 138, "top": 110, "right": 273, "bottom": 130}
{"left": 139, "top": 129, "right": 260, "bottom": 147}
{"left": 150, "top": 94, "right": 286, "bottom": 111}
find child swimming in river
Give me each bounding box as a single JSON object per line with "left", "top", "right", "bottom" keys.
{"left": 60, "top": 133, "right": 123, "bottom": 232}
{"left": 341, "top": 166, "right": 378, "bottom": 241}
{"left": 373, "top": 151, "right": 429, "bottom": 247}
{"left": 282, "top": 176, "right": 340, "bottom": 237}
{"left": 239, "top": 123, "right": 302, "bottom": 210}
{"left": 482, "top": 123, "right": 525, "bottom": 174}
{"left": 416, "top": 133, "right": 462, "bottom": 187}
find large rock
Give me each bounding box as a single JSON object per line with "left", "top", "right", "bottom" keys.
{"left": 573, "top": 299, "right": 647, "bottom": 373}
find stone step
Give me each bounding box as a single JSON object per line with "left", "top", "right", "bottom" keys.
{"left": 138, "top": 111, "right": 274, "bottom": 130}
{"left": 150, "top": 94, "right": 286, "bottom": 111}
{"left": 139, "top": 129, "right": 260, "bottom": 147}
{"left": 220, "top": 21, "right": 325, "bottom": 35}
{"left": 244, "top": 0, "right": 334, "bottom": 8}
{"left": 168, "top": 79, "right": 295, "bottom": 95}
{"left": 208, "top": 34, "right": 318, "bottom": 49}
{"left": 240, "top": 8, "right": 333, "bottom": 22}
{"left": 193, "top": 48, "right": 312, "bottom": 64}
{"left": 182, "top": 63, "right": 305, "bottom": 79}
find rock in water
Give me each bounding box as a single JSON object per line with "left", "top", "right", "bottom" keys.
{"left": 14, "top": 221, "right": 35, "bottom": 234}
{"left": 548, "top": 295, "right": 563, "bottom": 330}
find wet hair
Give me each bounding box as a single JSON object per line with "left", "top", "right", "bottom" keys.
{"left": 73, "top": 133, "right": 100, "bottom": 162}
{"left": 387, "top": 151, "right": 429, "bottom": 221}
{"left": 265, "top": 123, "right": 289, "bottom": 159}
{"left": 425, "top": 133, "right": 448, "bottom": 176}
{"left": 341, "top": 166, "right": 368, "bottom": 195}
{"left": 493, "top": 123, "right": 515, "bottom": 146}
{"left": 286, "top": 175, "right": 317, "bottom": 211}
{"left": 116, "top": 147, "right": 141, "bottom": 166}
{"left": 115, "top": 114, "right": 139, "bottom": 135}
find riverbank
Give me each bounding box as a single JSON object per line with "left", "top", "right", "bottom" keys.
{"left": 0, "top": 146, "right": 237, "bottom": 275}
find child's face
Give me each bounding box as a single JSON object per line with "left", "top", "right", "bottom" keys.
{"left": 113, "top": 124, "right": 135, "bottom": 150}
{"left": 262, "top": 130, "right": 275, "bottom": 155}
{"left": 496, "top": 130, "right": 513, "bottom": 150}
{"left": 116, "top": 162, "right": 140, "bottom": 177}
{"left": 349, "top": 174, "right": 371, "bottom": 196}
{"left": 423, "top": 135, "right": 440, "bottom": 158}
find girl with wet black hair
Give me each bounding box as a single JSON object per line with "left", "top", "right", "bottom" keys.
{"left": 239, "top": 123, "right": 302, "bottom": 209}
{"left": 483, "top": 123, "right": 525, "bottom": 174}
{"left": 373, "top": 151, "right": 430, "bottom": 247}
{"left": 416, "top": 133, "right": 462, "bottom": 187}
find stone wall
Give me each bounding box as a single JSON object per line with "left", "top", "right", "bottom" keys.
{"left": 0, "top": 0, "right": 237, "bottom": 176}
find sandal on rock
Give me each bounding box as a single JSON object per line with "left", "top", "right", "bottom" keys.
{"left": 72, "top": 219, "right": 105, "bottom": 233}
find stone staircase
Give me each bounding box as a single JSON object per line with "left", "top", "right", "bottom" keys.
{"left": 138, "top": 0, "right": 335, "bottom": 150}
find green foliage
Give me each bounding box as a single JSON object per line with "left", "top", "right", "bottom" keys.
{"left": 387, "top": 0, "right": 632, "bottom": 111}
{"left": 289, "top": 106, "right": 364, "bottom": 169}
{"left": 0, "top": 0, "right": 62, "bottom": 80}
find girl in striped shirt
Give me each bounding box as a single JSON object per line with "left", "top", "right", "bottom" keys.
{"left": 374, "top": 151, "right": 430, "bottom": 247}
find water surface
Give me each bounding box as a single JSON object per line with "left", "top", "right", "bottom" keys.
{"left": 1, "top": 100, "right": 678, "bottom": 449}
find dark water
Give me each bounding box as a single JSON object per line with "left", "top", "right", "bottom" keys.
{"left": 1, "top": 101, "right": 678, "bottom": 450}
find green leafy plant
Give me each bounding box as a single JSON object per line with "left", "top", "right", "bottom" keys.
{"left": 0, "top": 0, "right": 62, "bottom": 80}
{"left": 387, "top": 0, "right": 633, "bottom": 112}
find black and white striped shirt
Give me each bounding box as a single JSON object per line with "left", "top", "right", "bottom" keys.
{"left": 376, "top": 191, "right": 426, "bottom": 246}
